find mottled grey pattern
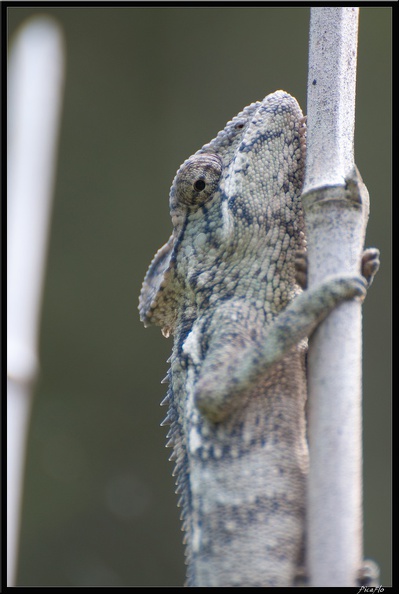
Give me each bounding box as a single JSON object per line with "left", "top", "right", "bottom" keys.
{"left": 139, "top": 91, "right": 369, "bottom": 586}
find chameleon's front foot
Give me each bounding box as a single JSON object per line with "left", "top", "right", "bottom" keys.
{"left": 317, "top": 273, "right": 368, "bottom": 303}
{"left": 294, "top": 247, "right": 380, "bottom": 292}
{"left": 295, "top": 249, "right": 308, "bottom": 290}
{"left": 193, "top": 272, "right": 369, "bottom": 424}
{"left": 361, "top": 248, "right": 380, "bottom": 287}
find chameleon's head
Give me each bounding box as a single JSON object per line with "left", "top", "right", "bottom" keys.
{"left": 139, "top": 91, "right": 306, "bottom": 337}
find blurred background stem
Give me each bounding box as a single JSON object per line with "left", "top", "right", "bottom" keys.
{"left": 7, "top": 17, "right": 65, "bottom": 585}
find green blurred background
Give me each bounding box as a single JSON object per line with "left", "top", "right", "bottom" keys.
{"left": 8, "top": 7, "right": 391, "bottom": 587}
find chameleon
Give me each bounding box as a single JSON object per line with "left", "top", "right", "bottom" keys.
{"left": 138, "top": 91, "right": 379, "bottom": 586}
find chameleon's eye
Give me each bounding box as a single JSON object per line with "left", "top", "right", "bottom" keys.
{"left": 193, "top": 179, "right": 206, "bottom": 192}
{"left": 174, "top": 153, "right": 222, "bottom": 208}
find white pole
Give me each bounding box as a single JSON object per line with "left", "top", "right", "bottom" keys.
{"left": 304, "top": 8, "right": 366, "bottom": 585}
{"left": 7, "top": 17, "right": 65, "bottom": 586}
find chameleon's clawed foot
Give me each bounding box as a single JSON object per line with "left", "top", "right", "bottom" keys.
{"left": 357, "top": 559, "right": 380, "bottom": 587}
{"left": 295, "top": 249, "right": 308, "bottom": 290}
{"left": 293, "top": 565, "right": 308, "bottom": 586}
{"left": 323, "top": 274, "right": 368, "bottom": 302}
{"left": 293, "top": 559, "right": 380, "bottom": 587}
{"left": 295, "top": 247, "right": 379, "bottom": 295}
{"left": 361, "top": 248, "right": 380, "bottom": 287}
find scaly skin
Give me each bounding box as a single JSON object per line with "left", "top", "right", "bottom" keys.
{"left": 139, "top": 91, "right": 369, "bottom": 586}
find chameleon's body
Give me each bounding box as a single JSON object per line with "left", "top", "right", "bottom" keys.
{"left": 139, "top": 91, "right": 372, "bottom": 586}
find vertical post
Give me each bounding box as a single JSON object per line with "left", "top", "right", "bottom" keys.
{"left": 303, "top": 7, "right": 366, "bottom": 586}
